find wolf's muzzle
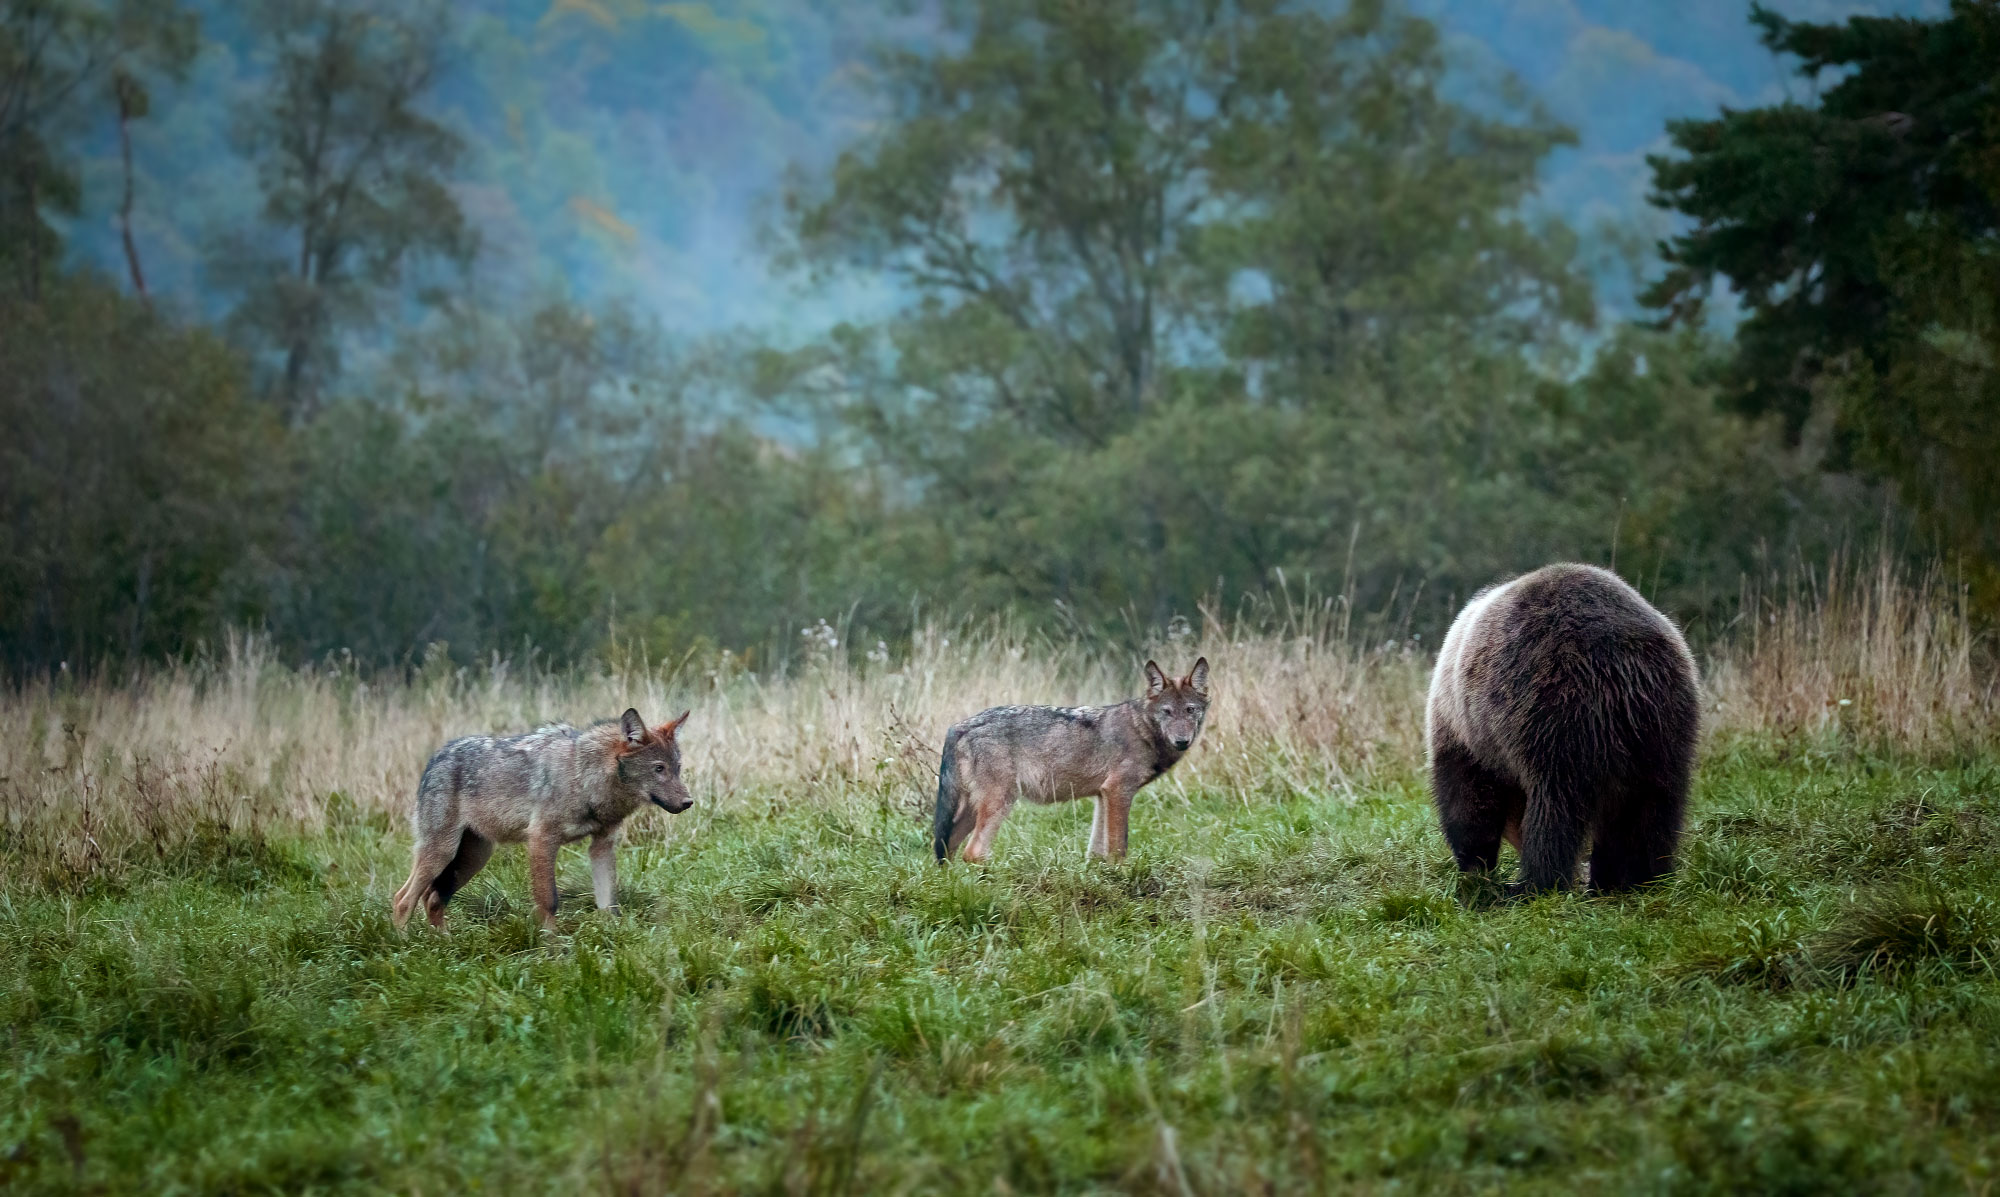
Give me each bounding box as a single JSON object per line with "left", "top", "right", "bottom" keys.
{"left": 651, "top": 794, "right": 692, "bottom": 813}
{"left": 1172, "top": 737, "right": 1191, "bottom": 750}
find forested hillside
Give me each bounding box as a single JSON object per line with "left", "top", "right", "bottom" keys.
{"left": 47, "top": 0, "right": 911, "bottom": 332}
{"left": 48, "top": 0, "right": 1951, "bottom": 330}
{"left": 1, "top": 0, "right": 1989, "bottom": 677}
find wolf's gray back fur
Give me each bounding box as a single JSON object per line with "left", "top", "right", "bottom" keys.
{"left": 942, "top": 703, "right": 1165, "bottom": 804}
{"left": 419, "top": 724, "right": 607, "bottom": 843}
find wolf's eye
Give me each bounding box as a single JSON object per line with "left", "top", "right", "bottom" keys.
{"left": 653, "top": 762, "right": 666, "bottom": 775}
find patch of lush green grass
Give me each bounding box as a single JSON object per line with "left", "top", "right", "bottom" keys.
{"left": 5, "top": 745, "right": 2000, "bottom": 1193}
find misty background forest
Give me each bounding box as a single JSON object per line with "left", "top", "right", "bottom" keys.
{"left": 4, "top": 0, "right": 1996, "bottom": 677}
{"left": 9, "top": 5, "right": 2000, "bottom": 1192}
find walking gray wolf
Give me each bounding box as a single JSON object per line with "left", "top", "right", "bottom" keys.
{"left": 1427, "top": 564, "right": 1699, "bottom": 895}
{"left": 933, "top": 658, "right": 1209, "bottom": 864}
{"left": 391, "top": 708, "right": 692, "bottom": 931}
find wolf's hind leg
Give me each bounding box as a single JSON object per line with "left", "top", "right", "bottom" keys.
{"left": 960, "top": 782, "right": 1011, "bottom": 865}
{"left": 393, "top": 830, "right": 464, "bottom": 929}
{"left": 424, "top": 830, "right": 496, "bottom": 927}
{"left": 941, "top": 799, "right": 978, "bottom": 863}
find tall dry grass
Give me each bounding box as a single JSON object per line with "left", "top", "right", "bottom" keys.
{"left": 1707, "top": 554, "right": 1992, "bottom": 752}
{"left": 2, "top": 559, "right": 1992, "bottom": 888}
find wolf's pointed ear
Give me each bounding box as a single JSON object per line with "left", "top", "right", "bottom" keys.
{"left": 620, "top": 708, "right": 647, "bottom": 746}
{"left": 1187, "top": 656, "right": 1209, "bottom": 697}
{"left": 657, "top": 709, "right": 691, "bottom": 738}
{"left": 1144, "top": 660, "right": 1168, "bottom": 695}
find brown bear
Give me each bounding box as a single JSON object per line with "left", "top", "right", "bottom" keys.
{"left": 1426, "top": 563, "right": 1699, "bottom": 894}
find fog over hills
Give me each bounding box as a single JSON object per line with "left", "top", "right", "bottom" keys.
{"left": 1416, "top": 0, "right": 1945, "bottom": 310}
{"left": 57, "top": 0, "right": 1942, "bottom": 338}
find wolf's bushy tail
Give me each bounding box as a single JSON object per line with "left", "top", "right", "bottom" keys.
{"left": 932, "top": 726, "right": 963, "bottom": 862}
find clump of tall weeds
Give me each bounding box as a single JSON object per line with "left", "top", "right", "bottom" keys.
{"left": 0, "top": 556, "right": 1991, "bottom": 888}
{"left": 1706, "top": 553, "right": 1994, "bottom": 753}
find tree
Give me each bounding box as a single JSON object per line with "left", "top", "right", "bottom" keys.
{"left": 780, "top": 0, "right": 1606, "bottom": 624}
{"left": 1646, "top": 1, "right": 2000, "bottom": 599}
{"left": 0, "top": 277, "right": 279, "bottom": 673}
{"left": 785, "top": 0, "right": 1247, "bottom": 450}
{"left": 0, "top": 0, "right": 194, "bottom": 300}
{"left": 224, "top": 0, "right": 471, "bottom": 423}
{"left": 1207, "top": 1, "right": 1590, "bottom": 402}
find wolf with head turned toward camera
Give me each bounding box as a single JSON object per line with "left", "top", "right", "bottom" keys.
{"left": 933, "top": 658, "right": 1210, "bottom": 864}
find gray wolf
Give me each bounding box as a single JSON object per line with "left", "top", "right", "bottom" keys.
{"left": 391, "top": 707, "right": 691, "bottom": 930}
{"left": 1427, "top": 563, "right": 1699, "bottom": 894}
{"left": 933, "top": 658, "right": 1209, "bottom": 864}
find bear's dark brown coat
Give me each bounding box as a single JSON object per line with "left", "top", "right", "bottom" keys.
{"left": 1426, "top": 563, "right": 1699, "bottom": 893}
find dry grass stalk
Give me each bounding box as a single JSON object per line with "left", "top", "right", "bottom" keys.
{"left": 2, "top": 559, "right": 1991, "bottom": 885}
{"left": 1706, "top": 554, "right": 1992, "bottom": 751}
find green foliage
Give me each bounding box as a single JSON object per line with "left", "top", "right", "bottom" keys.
{"left": 787, "top": 0, "right": 1241, "bottom": 442}
{"left": 249, "top": 297, "right": 917, "bottom": 666}
{"left": 0, "top": 0, "right": 1970, "bottom": 676}
{"left": 771, "top": 0, "right": 1873, "bottom": 631}
{"left": 1647, "top": 1, "right": 2000, "bottom": 603}
{"left": 1840, "top": 223, "right": 2000, "bottom": 606}
{"left": 0, "top": 0, "right": 196, "bottom": 299}
{"left": 0, "top": 276, "right": 279, "bottom": 673}
{"left": 219, "top": 0, "right": 471, "bottom": 421}
{"left": 4, "top": 748, "right": 1999, "bottom": 1191}
{"left": 1207, "top": 0, "right": 1591, "bottom": 391}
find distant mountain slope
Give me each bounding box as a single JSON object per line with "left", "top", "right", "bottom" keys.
{"left": 55, "top": 0, "right": 1942, "bottom": 335}
{"left": 1417, "top": 0, "right": 1944, "bottom": 312}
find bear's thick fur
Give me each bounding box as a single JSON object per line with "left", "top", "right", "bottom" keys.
{"left": 1427, "top": 563, "right": 1699, "bottom": 893}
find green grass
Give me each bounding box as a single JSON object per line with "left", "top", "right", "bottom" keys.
{"left": 5, "top": 744, "right": 2000, "bottom": 1193}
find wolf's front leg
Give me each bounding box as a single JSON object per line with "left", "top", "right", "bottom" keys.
{"left": 527, "top": 824, "right": 563, "bottom": 930}
{"left": 1086, "top": 795, "right": 1109, "bottom": 858}
{"left": 1093, "top": 785, "right": 1134, "bottom": 860}
{"left": 589, "top": 832, "right": 618, "bottom": 913}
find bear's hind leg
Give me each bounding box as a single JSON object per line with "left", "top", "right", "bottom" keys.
{"left": 1431, "top": 737, "right": 1526, "bottom": 874}
{"left": 1587, "top": 768, "right": 1689, "bottom": 893}
{"left": 1515, "top": 766, "right": 1596, "bottom": 894}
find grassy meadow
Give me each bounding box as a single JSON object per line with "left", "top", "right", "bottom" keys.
{"left": 3, "top": 566, "right": 1999, "bottom": 1194}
